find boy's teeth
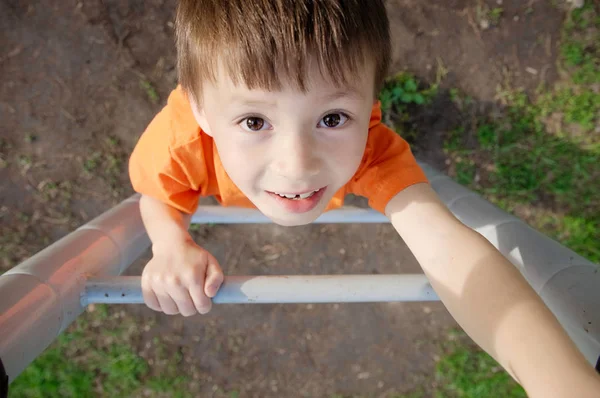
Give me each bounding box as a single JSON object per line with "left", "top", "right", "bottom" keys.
{"left": 275, "top": 189, "right": 319, "bottom": 200}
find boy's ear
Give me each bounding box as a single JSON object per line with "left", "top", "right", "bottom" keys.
{"left": 188, "top": 96, "right": 213, "bottom": 136}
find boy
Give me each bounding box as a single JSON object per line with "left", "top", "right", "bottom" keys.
{"left": 129, "top": 1, "right": 600, "bottom": 396}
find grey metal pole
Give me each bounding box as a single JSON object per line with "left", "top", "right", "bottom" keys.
{"left": 191, "top": 205, "right": 389, "bottom": 224}
{"left": 0, "top": 197, "right": 151, "bottom": 384}
{"left": 418, "top": 163, "right": 600, "bottom": 367}
{"left": 83, "top": 274, "right": 439, "bottom": 305}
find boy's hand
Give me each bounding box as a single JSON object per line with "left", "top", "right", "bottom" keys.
{"left": 141, "top": 239, "right": 224, "bottom": 316}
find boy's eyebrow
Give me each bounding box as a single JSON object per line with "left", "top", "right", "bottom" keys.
{"left": 322, "top": 89, "right": 365, "bottom": 102}
{"left": 227, "top": 88, "right": 366, "bottom": 108}
{"left": 231, "top": 98, "right": 277, "bottom": 107}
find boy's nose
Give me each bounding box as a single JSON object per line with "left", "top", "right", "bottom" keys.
{"left": 271, "top": 132, "right": 321, "bottom": 180}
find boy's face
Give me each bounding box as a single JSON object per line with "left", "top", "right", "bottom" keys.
{"left": 192, "top": 61, "right": 376, "bottom": 226}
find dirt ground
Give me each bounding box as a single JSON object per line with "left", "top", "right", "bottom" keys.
{"left": 1, "top": 0, "right": 567, "bottom": 396}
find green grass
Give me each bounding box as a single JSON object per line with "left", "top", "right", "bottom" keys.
{"left": 8, "top": 306, "right": 193, "bottom": 398}
{"left": 543, "top": 215, "right": 600, "bottom": 261}
{"left": 439, "top": 2, "right": 600, "bottom": 262}
{"left": 561, "top": 2, "right": 600, "bottom": 85}
{"left": 539, "top": 87, "right": 600, "bottom": 132}
{"left": 445, "top": 101, "right": 600, "bottom": 263}
{"left": 454, "top": 157, "right": 477, "bottom": 187}
{"left": 10, "top": 335, "right": 95, "bottom": 397}
{"left": 560, "top": 0, "right": 600, "bottom": 76}
{"left": 434, "top": 338, "right": 526, "bottom": 398}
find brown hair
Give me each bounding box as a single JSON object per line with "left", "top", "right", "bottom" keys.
{"left": 176, "top": 0, "right": 391, "bottom": 102}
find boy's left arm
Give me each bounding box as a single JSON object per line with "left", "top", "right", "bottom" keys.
{"left": 386, "top": 182, "right": 600, "bottom": 397}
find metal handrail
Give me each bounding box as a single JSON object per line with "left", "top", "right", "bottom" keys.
{"left": 82, "top": 274, "right": 439, "bottom": 305}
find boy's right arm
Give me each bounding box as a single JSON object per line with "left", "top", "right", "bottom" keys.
{"left": 139, "top": 194, "right": 224, "bottom": 316}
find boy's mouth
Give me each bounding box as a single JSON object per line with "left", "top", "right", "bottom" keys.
{"left": 272, "top": 189, "right": 320, "bottom": 200}
{"left": 266, "top": 187, "right": 327, "bottom": 213}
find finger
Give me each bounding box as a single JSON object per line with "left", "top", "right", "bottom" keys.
{"left": 204, "top": 257, "right": 224, "bottom": 298}
{"left": 141, "top": 276, "right": 161, "bottom": 311}
{"left": 155, "top": 289, "right": 179, "bottom": 315}
{"left": 189, "top": 284, "right": 212, "bottom": 314}
{"left": 168, "top": 287, "right": 198, "bottom": 317}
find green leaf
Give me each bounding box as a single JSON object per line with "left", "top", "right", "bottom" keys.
{"left": 404, "top": 79, "right": 418, "bottom": 92}
{"left": 413, "top": 93, "right": 426, "bottom": 105}
{"left": 392, "top": 86, "right": 404, "bottom": 99}
{"left": 401, "top": 93, "right": 414, "bottom": 103}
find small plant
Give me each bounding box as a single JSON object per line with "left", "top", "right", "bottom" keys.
{"left": 83, "top": 151, "right": 102, "bottom": 173}
{"left": 475, "top": 4, "right": 503, "bottom": 29}
{"left": 379, "top": 73, "right": 431, "bottom": 114}
{"left": 377, "top": 72, "right": 438, "bottom": 140}
{"left": 106, "top": 135, "right": 119, "bottom": 148}
{"left": 488, "top": 7, "right": 504, "bottom": 25}
{"left": 476, "top": 124, "right": 497, "bottom": 150}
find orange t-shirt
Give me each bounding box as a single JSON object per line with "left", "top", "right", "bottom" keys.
{"left": 129, "top": 86, "right": 427, "bottom": 215}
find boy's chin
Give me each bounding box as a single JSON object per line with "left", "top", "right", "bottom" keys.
{"left": 261, "top": 208, "right": 322, "bottom": 227}
{"left": 270, "top": 217, "right": 315, "bottom": 227}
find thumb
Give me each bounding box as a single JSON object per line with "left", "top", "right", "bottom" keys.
{"left": 204, "top": 255, "right": 224, "bottom": 298}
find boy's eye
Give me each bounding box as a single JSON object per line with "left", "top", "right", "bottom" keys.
{"left": 318, "top": 113, "right": 348, "bottom": 128}
{"left": 241, "top": 117, "right": 271, "bottom": 132}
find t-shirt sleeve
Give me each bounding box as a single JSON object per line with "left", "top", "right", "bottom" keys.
{"left": 128, "top": 89, "right": 207, "bottom": 214}
{"left": 346, "top": 103, "right": 428, "bottom": 214}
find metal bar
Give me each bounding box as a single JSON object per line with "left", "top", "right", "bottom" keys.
{"left": 0, "top": 197, "right": 150, "bottom": 383}
{"left": 83, "top": 275, "right": 439, "bottom": 305}
{"left": 418, "top": 163, "right": 600, "bottom": 367}
{"left": 192, "top": 206, "right": 389, "bottom": 224}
